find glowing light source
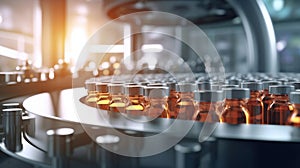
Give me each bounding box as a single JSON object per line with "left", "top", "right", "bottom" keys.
{"left": 141, "top": 44, "right": 163, "bottom": 53}
{"left": 272, "top": 0, "right": 285, "bottom": 11}
{"left": 277, "top": 40, "right": 287, "bottom": 51}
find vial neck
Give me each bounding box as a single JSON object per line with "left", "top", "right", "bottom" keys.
{"left": 271, "top": 94, "right": 290, "bottom": 102}
{"left": 224, "top": 99, "right": 248, "bottom": 106}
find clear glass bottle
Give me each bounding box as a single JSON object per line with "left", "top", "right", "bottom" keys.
{"left": 267, "top": 85, "right": 295, "bottom": 125}
{"left": 220, "top": 88, "right": 250, "bottom": 124}
{"left": 144, "top": 86, "right": 170, "bottom": 119}
{"left": 175, "top": 83, "right": 197, "bottom": 120}
{"left": 85, "top": 80, "right": 98, "bottom": 104}
{"left": 96, "top": 82, "right": 110, "bottom": 110}
{"left": 108, "top": 83, "right": 125, "bottom": 113}
{"left": 261, "top": 81, "right": 281, "bottom": 124}
{"left": 287, "top": 92, "right": 300, "bottom": 126}
{"left": 124, "top": 85, "right": 145, "bottom": 117}
{"left": 241, "top": 82, "right": 264, "bottom": 124}
{"left": 193, "top": 90, "right": 223, "bottom": 122}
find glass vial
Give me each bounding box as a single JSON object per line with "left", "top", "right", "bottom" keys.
{"left": 144, "top": 86, "right": 170, "bottom": 119}
{"left": 241, "top": 82, "right": 264, "bottom": 124}
{"left": 193, "top": 90, "right": 223, "bottom": 122}
{"left": 175, "top": 83, "right": 197, "bottom": 120}
{"left": 96, "top": 82, "right": 110, "bottom": 110}
{"left": 85, "top": 80, "right": 98, "bottom": 104}
{"left": 124, "top": 85, "right": 145, "bottom": 116}
{"left": 220, "top": 88, "right": 250, "bottom": 124}
{"left": 261, "top": 81, "right": 281, "bottom": 124}
{"left": 108, "top": 83, "right": 125, "bottom": 113}
{"left": 167, "top": 81, "right": 178, "bottom": 119}
{"left": 287, "top": 92, "right": 300, "bottom": 126}
{"left": 267, "top": 85, "right": 295, "bottom": 125}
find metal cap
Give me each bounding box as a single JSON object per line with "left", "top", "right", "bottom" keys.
{"left": 124, "top": 85, "right": 143, "bottom": 95}
{"left": 223, "top": 88, "right": 250, "bottom": 99}
{"left": 176, "top": 83, "right": 197, "bottom": 92}
{"left": 147, "top": 83, "right": 167, "bottom": 87}
{"left": 96, "top": 83, "right": 108, "bottom": 93}
{"left": 228, "top": 79, "right": 241, "bottom": 85}
{"left": 290, "top": 82, "right": 300, "bottom": 90}
{"left": 166, "top": 81, "right": 177, "bottom": 90}
{"left": 262, "top": 81, "right": 281, "bottom": 90}
{"left": 291, "top": 92, "right": 300, "bottom": 104}
{"left": 221, "top": 85, "right": 239, "bottom": 89}
{"left": 194, "top": 90, "right": 224, "bottom": 102}
{"left": 269, "top": 85, "right": 295, "bottom": 95}
{"left": 108, "top": 83, "right": 124, "bottom": 94}
{"left": 144, "top": 87, "right": 169, "bottom": 98}
{"left": 241, "top": 82, "right": 263, "bottom": 91}
{"left": 85, "top": 81, "right": 96, "bottom": 91}
{"left": 196, "top": 82, "right": 211, "bottom": 90}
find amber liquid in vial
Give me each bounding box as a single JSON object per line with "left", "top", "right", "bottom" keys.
{"left": 97, "top": 92, "right": 110, "bottom": 110}
{"left": 193, "top": 102, "right": 220, "bottom": 122}
{"left": 220, "top": 99, "right": 250, "bottom": 124}
{"left": 267, "top": 95, "right": 294, "bottom": 125}
{"left": 168, "top": 89, "right": 178, "bottom": 118}
{"left": 262, "top": 89, "right": 273, "bottom": 124}
{"left": 109, "top": 94, "right": 126, "bottom": 113}
{"left": 247, "top": 91, "right": 263, "bottom": 124}
{"left": 86, "top": 91, "right": 98, "bottom": 103}
{"left": 175, "top": 92, "right": 195, "bottom": 120}
{"left": 125, "top": 95, "right": 145, "bottom": 116}
{"left": 145, "top": 97, "right": 169, "bottom": 118}
{"left": 288, "top": 104, "right": 300, "bottom": 126}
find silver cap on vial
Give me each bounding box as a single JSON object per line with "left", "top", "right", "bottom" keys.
{"left": 262, "top": 81, "right": 281, "bottom": 90}
{"left": 96, "top": 82, "right": 108, "bottom": 93}
{"left": 223, "top": 88, "right": 250, "bottom": 99}
{"left": 241, "top": 82, "right": 263, "bottom": 91}
{"left": 108, "top": 83, "right": 124, "bottom": 94}
{"left": 290, "top": 92, "right": 300, "bottom": 104}
{"left": 176, "top": 83, "right": 197, "bottom": 92}
{"left": 194, "top": 90, "right": 224, "bottom": 102}
{"left": 124, "top": 85, "right": 143, "bottom": 95}
{"left": 85, "top": 80, "right": 96, "bottom": 91}
{"left": 144, "top": 87, "right": 169, "bottom": 98}
{"left": 269, "top": 85, "right": 295, "bottom": 95}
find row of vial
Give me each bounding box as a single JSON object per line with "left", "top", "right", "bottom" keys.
{"left": 84, "top": 74, "right": 300, "bottom": 126}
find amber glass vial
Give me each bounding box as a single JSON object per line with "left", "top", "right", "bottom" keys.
{"left": 124, "top": 85, "right": 145, "bottom": 116}
{"left": 175, "top": 83, "right": 197, "bottom": 120}
{"left": 96, "top": 82, "right": 110, "bottom": 110}
{"left": 261, "top": 81, "right": 281, "bottom": 124}
{"left": 241, "top": 82, "right": 264, "bottom": 124}
{"left": 193, "top": 90, "right": 223, "bottom": 122}
{"left": 267, "top": 85, "right": 295, "bottom": 125}
{"left": 166, "top": 81, "right": 178, "bottom": 119}
{"left": 144, "top": 86, "right": 170, "bottom": 119}
{"left": 108, "top": 83, "right": 125, "bottom": 113}
{"left": 220, "top": 88, "right": 250, "bottom": 124}
{"left": 85, "top": 80, "right": 98, "bottom": 103}
{"left": 287, "top": 92, "right": 300, "bottom": 126}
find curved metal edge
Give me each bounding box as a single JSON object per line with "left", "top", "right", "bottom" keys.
{"left": 0, "top": 135, "right": 51, "bottom": 168}
{"left": 227, "top": 0, "right": 278, "bottom": 73}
